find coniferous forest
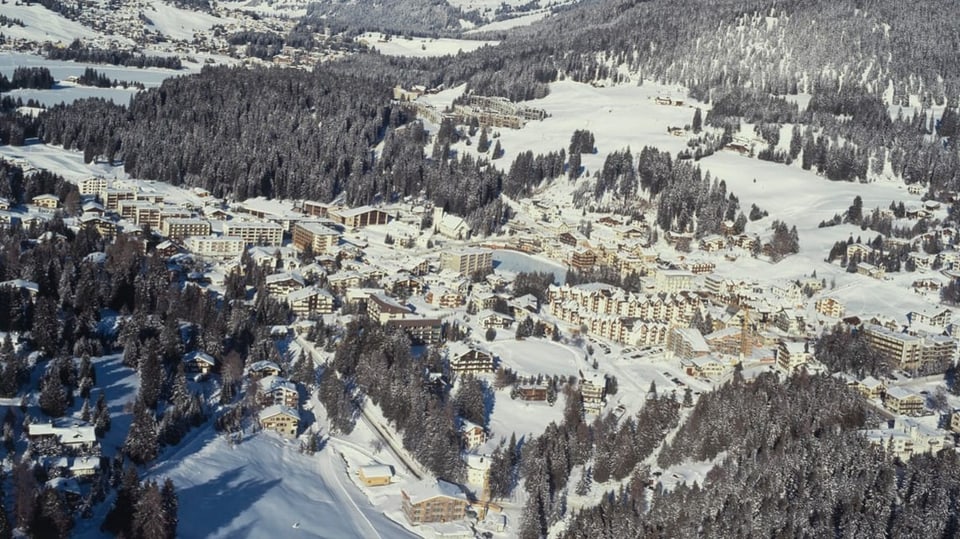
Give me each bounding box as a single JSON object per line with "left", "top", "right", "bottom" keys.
{"left": 5, "top": 0, "right": 960, "bottom": 536}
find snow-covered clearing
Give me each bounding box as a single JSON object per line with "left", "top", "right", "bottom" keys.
{"left": 147, "top": 431, "right": 418, "bottom": 539}
{"left": 0, "top": 3, "right": 126, "bottom": 45}
{"left": 358, "top": 33, "right": 497, "bottom": 58}
{"left": 488, "top": 338, "right": 587, "bottom": 376}
{"left": 142, "top": 3, "right": 239, "bottom": 42}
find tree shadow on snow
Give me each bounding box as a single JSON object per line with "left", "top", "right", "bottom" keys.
{"left": 174, "top": 467, "right": 282, "bottom": 538}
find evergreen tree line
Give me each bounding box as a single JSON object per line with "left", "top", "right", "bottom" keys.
{"left": 563, "top": 372, "right": 960, "bottom": 538}
{"left": 0, "top": 67, "right": 55, "bottom": 91}
{"left": 43, "top": 40, "right": 183, "bottom": 69}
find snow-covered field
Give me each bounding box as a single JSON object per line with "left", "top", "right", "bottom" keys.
{"left": 358, "top": 33, "right": 498, "bottom": 58}
{"left": 148, "top": 431, "right": 417, "bottom": 539}
{"left": 0, "top": 3, "right": 125, "bottom": 45}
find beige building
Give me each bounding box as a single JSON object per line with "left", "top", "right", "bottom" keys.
{"left": 287, "top": 286, "right": 335, "bottom": 317}
{"left": 441, "top": 248, "right": 493, "bottom": 276}
{"left": 777, "top": 340, "right": 811, "bottom": 373}
{"left": 863, "top": 324, "right": 956, "bottom": 375}
{"left": 358, "top": 465, "right": 393, "bottom": 487}
{"left": 291, "top": 221, "right": 340, "bottom": 253}
{"left": 31, "top": 194, "right": 60, "bottom": 210}
{"left": 162, "top": 218, "right": 211, "bottom": 240}
{"left": 78, "top": 177, "right": 107, "bottom": 197}
{"left": 815, "top": 297, "right": 845, "bottom": 318}
{"left": 186, "top": 235, "right": 246, "bottom": 259}
{"left": 884, "top": 387, "right": 925, "bottom": 416}
{"left": 258, "top": 405, "right": 300, "bottom": 438}
{"left": 258, "top": 376, "right": 299, "bottom": 408}
{"left": 579, "top": 371, "right": 605, "bottom": 414}
{"left": 401, "top": 480, "right": 470, "bottom": 525}
{"left": 222, "top": 221, "right": 284, "bottom": 246}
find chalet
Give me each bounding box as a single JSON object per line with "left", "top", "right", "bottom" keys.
{"left": 699, "top": 235, "right": 726, "bottom": 252}
{"left": 401, "top": 480, "right": 470, "bottom": 525}
{"left": 435, "top": 209, "right": 469, "bottom": 240}
{"left": 570, "top": 249, "right": 597, "bottom": 271}
{"left": 478, "top": 310, "right": 514, "bottom": 329}
{"left": 460, "top": 419, "right": 485, "bottom": 449}
{"left": 426, "top": 287, "right": 465, "bottom": 308}
{"left": 258, "top": 405, "right": 300, "bottom": 438}
{"left": 0, "top": 198, "right": 9, "bottom": 211}
{"left": 182, "top": 351, "right": 217, "bottom": 375}
{"left": 447, "top": 342, "right": 496, "bottom": 375}
{"left": 287, "top": 286, "right": 335, "bottom": 317}
{"left": 31, "top": 194, "right": 60, "bottom": 210}
{"left": 815, "top": 297, "right": 845, "bottom": 318}
{"left": 247, "top": 360, "right": 282, "bottom": 379}
{"left": 517, "top": 385, "right": 548, "bottom": 401}
{"left": 155, "top": 240, "right": 182, "bottom": 258}
{"left": 687, "top": 261, "right": 716, "bottom": 275}
{"left": 683, "top": 356, "right": 727, "bottom": 380}
{"left": 258, "top": 375, "right": 299, "bottom": 408}
{"left": 884, "top": 387, "right": 925, "bottom": 417}
{"left": 856, "top": 376, "right": 887, "bottom": 400}
{"left": 80, "top": 216, "right": 117, "bottom": 238}
{"left": 357, "top": 465, "right": 394, "bottom": 487}
{"left": 265, "top": 272, "right": 305, "bottom": 296}
{"left": 28, "top": 422, "right": 98, "bottom": 454}
{"left": 81, "top": 201, "right": 104, "bottom": 216}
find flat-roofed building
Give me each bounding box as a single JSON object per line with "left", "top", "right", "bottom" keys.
{"left": 78, "top": 177, "right": 107, "bottom": 197}
{"left": 104, "top": 188, "right": 136, "bottom": 211}
{"left": 162, "top": 218, "right": 211, "bottom": 240}
{"left": 291, "top": 221, "right": 340, "bottom": 253}
{"left": 441, "top": 248, "right": 493, "bottom": 276}
{"left": 223, "top": 221, "right": 284, "bottom": 246}
{"left": 186, "top": 235, "right": 246, "bottom": 259}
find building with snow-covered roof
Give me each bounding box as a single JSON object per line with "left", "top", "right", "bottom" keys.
{"left": 460, "top": 419, "right": 485, "bottom": 449}
{"left": 258, "top": 375, "right": 299, "bottom": 408}
{"left": 329, "top": 205, "right": 390, "bottom": 228}
{"left": 161, "top": 218, "right": 211, "bottom": 240}
{"left": 884, "top": 387, "right": 925, "bottom": 417}
{"left": 666, "top": 327, "right": 710, "bottom": 360}
{"left": 864, "top": 418, "right": 950, "bottom": 460}
{"left": 265, "top": 272, "right": 305, "bottom": 297}
{"left": 223, "top": 221, "right": 283, "bottom": 246}
{"left": 447, "top": 342, "right": 496, "bottom": 375}
{"left": 367, "top": 293, "right": 412, "bottom": 323}
{"left": 183, "top": 351, "right": 217, "bottom": 374}
{"left": 246, "top": 360, "right": 282, "bottom": 379}
{"left": 401, "top": 480, "right": 470, "bottom": 525}
{"left": 357, "top": 465, "right": 394, "bottom": 487}
{"left": 777, "top": 340, "right": 811, "bottom": 373}
{"left": 441, "top": 248, "right": 493, "bottom": 276}
{"left": 28, "top": 422, "right": 98, "bottom": 453}
{"left": 579, "top": 370, "right": 606, "bottom": 414}
{"left": 863, "top": 324, "right": 956, "bottom": 376}
{"left": 287, "top": 286, "right": 335, "bottom": 317}
{"left": 291, "top": 221, "right": 341, "bottom": 253}
{"left": 186, "top": 235, "right": 246, "bottom": 259}
{"left": 258, "top": 405, "right": 300, "bottom": 438}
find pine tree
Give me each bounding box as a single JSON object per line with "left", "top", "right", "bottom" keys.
{"left": 31, "top": 488, "right": 73, "bottom": 538}
{"left": 38, "top": 373, "right": 67, "bottom": 418}
{"left": 160, "top": 478, "right": 178, "bottom": 539}
{"left": 102, "top": 466, "right": 140, "bottom": 537}
{"left": 94, "top": 391, "right": 111, "bottom": 436}
{"left": 138, "top": 338, "right": 163, "bottom": 409}
{"left": 124, "top": 397, "right": 159, "bottom": 464}
{"left": 134, "top": 481, "right": 168, "bottom": 539}
{"left": 692, "top": 108, "right": 702, "bottom": 133}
